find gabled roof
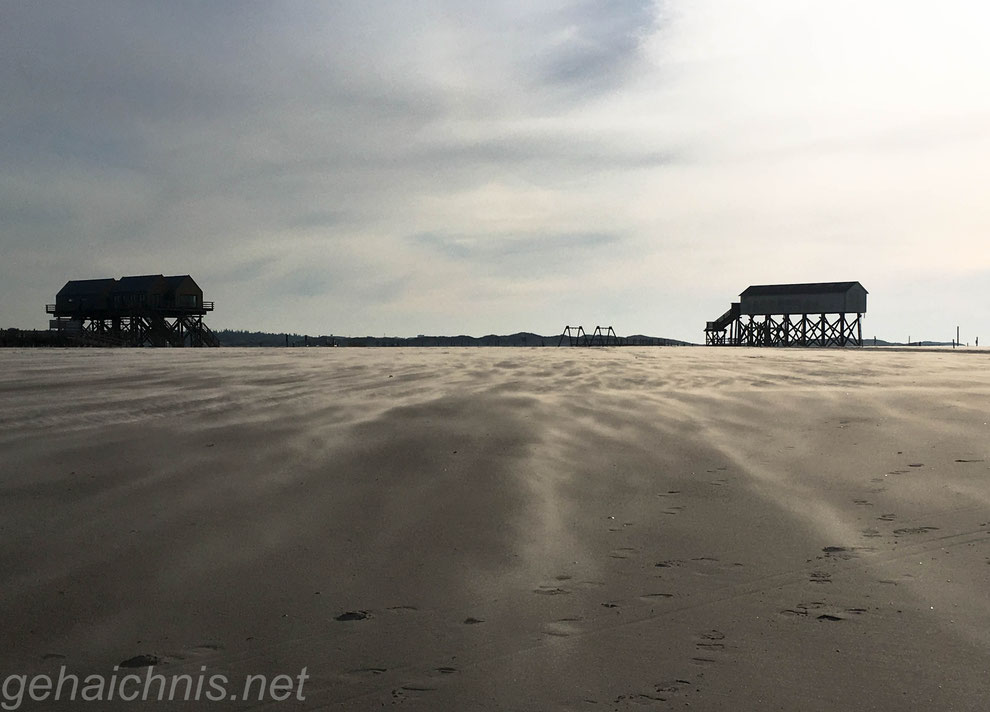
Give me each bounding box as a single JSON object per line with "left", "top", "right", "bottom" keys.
{"left": 57, "top": 278, "right": 117, "bottom": 297}
{"left": 163, "top": 274, "right": 200, "bottom": 291}
{"left": 113, "top": 274, "right": 166, "bottom": 293}
{"left": 741, "top": 281, "right": 867, "bottom": 297}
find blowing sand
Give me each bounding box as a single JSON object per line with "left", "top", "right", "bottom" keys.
{"left": 1, "top": 346, "right": 989, "bottom": 710}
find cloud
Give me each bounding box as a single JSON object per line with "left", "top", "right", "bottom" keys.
{"left": 412, "top": 230, "right": 620, "bottom": 277}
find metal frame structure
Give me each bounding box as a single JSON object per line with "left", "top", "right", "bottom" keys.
{"left": 558, "top": 325, "right": 589, "bottom": 346}
{"left": 557, "top": 325, "right": 619, "bottom": 347}
{"left": 589, "top": 326, "right": 618, "bottom": 346}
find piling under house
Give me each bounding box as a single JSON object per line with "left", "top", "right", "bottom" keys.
{"left": 47, "top": 275, "right": 218, "bottom": 346}
{"left": 705, "top": 281, "right": 867, "bottom": 347}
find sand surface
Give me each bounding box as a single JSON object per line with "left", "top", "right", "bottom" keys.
{"left": 1, "top": 346, "right": 989, "bottom": 711}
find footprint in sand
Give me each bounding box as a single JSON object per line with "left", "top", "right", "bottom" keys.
{"left": 610, "top": 547, "right": 638, "bottom": 559}
{"left": 780, "top": 601, "right": 826, "bottom": 617}
{"left": 533, "top": 585, "right": 570, "bottom": 596}
{"left": 391, "top": 684, "right": 438, "bottom": 700}
{"left": 695, "top": 629, "right": 726, "bottom": 652}
{"left": 853, "top": 499, "right": 873, "bottom": 507}
{"left": 809, "top": 571, "right": 832, "bottom": 584}
{"left": 118, "top": 654, "right": 165, "bottom": 668}
{"left": 639, "top": 592, "right": 674, "bottom": 602}
{"left": 335, "top": 610, "right": 371, "bottom": 621}
{"left": 613, "top": 692, "right": 667, "bottom": 705}
{"left": 878, "top": 513, "right": 896, "bottom": 522}
{"left": 347, "top": 667, "right": 388, "bottom": 676}
{"left": 543, "top": 617, "right": 584, "bottom": 638}
{"left": 653, "top": 679, "right": 695, "bottom": 700}
{"left": 815, "top": 606, "right": 869, "bottom": 622}
{"left": 691, "top": 657, "right": 718, "bottom": 666}
{"left": 822, "top": 545, "right": 849, "bottom": 554}
{"left": 781, "top": 602, "right": 867, "bottom": 621}
{"left": 820, "top": 546, "right": 870, "bottom": 561}
{"left": 893, "top": 526, "right": 939, "bottom": 536}
{"left": 615, "top": 679, "right": 695, "bottom": 707}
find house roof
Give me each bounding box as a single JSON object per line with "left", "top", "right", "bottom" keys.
{"left": 740, "top": 281, "right": 867, "bottom": 297}
{"left": 57, "top": 278, "right": 117, "bottom": 297}
{"left": 163, "top": 274, "right": 200, "bottom": 291}
{"left": 114, "top": 275, "right": 166, "bottom": 293}
{"left": 56, "top": 274, "right": 204, "bottom": 299}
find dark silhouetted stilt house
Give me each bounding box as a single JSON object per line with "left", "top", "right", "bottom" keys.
{"left": 705, "top": 282, "right": 867, "bottom": 347}
{"left": 47, "top": 275, "right": 217, "bottom": 346}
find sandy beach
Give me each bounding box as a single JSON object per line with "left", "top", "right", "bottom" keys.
{"left": 1, "top": 346, "right": 989, "bottom": 711}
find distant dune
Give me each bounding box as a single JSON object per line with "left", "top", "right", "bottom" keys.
{"left": 214, "top": 329, "right": 694, "bottom": 347}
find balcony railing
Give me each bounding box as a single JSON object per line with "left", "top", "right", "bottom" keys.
{"left": 45, "top": 301, "right": 213, "bottom": 315}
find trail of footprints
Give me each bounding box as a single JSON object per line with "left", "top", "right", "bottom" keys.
{"left": 692, "top": 629, "right": 726, "bottom": 664}
{"left": 782, "top": 544, "right": 879, "bottom": 623}
{"left": 608, "top": 629, "right": 729, "bottom": 708}
{"left": 340, "top": 458, "right": 964, "bottom": 705}
{"left": 611, "top": 678, "right": 696, "bottom": 708}
{"left": 531, "top": 557, "right": 744, "bottom": 636}
{"left": 533, "top": 509, "right": 744, "bottom": 710}
{"left": 860, "top": 459, "right": 967, "bottom": 541}
{"left": 327, "top": 605, "right": 469, "bottom": 704}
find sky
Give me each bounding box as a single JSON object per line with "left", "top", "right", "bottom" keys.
{"left": 2, "top": 1, "right": 989, "bottom": 343}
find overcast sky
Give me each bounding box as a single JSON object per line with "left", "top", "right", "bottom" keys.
{"left": 3, "top": 1, "right": 989, "bottom": 342}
